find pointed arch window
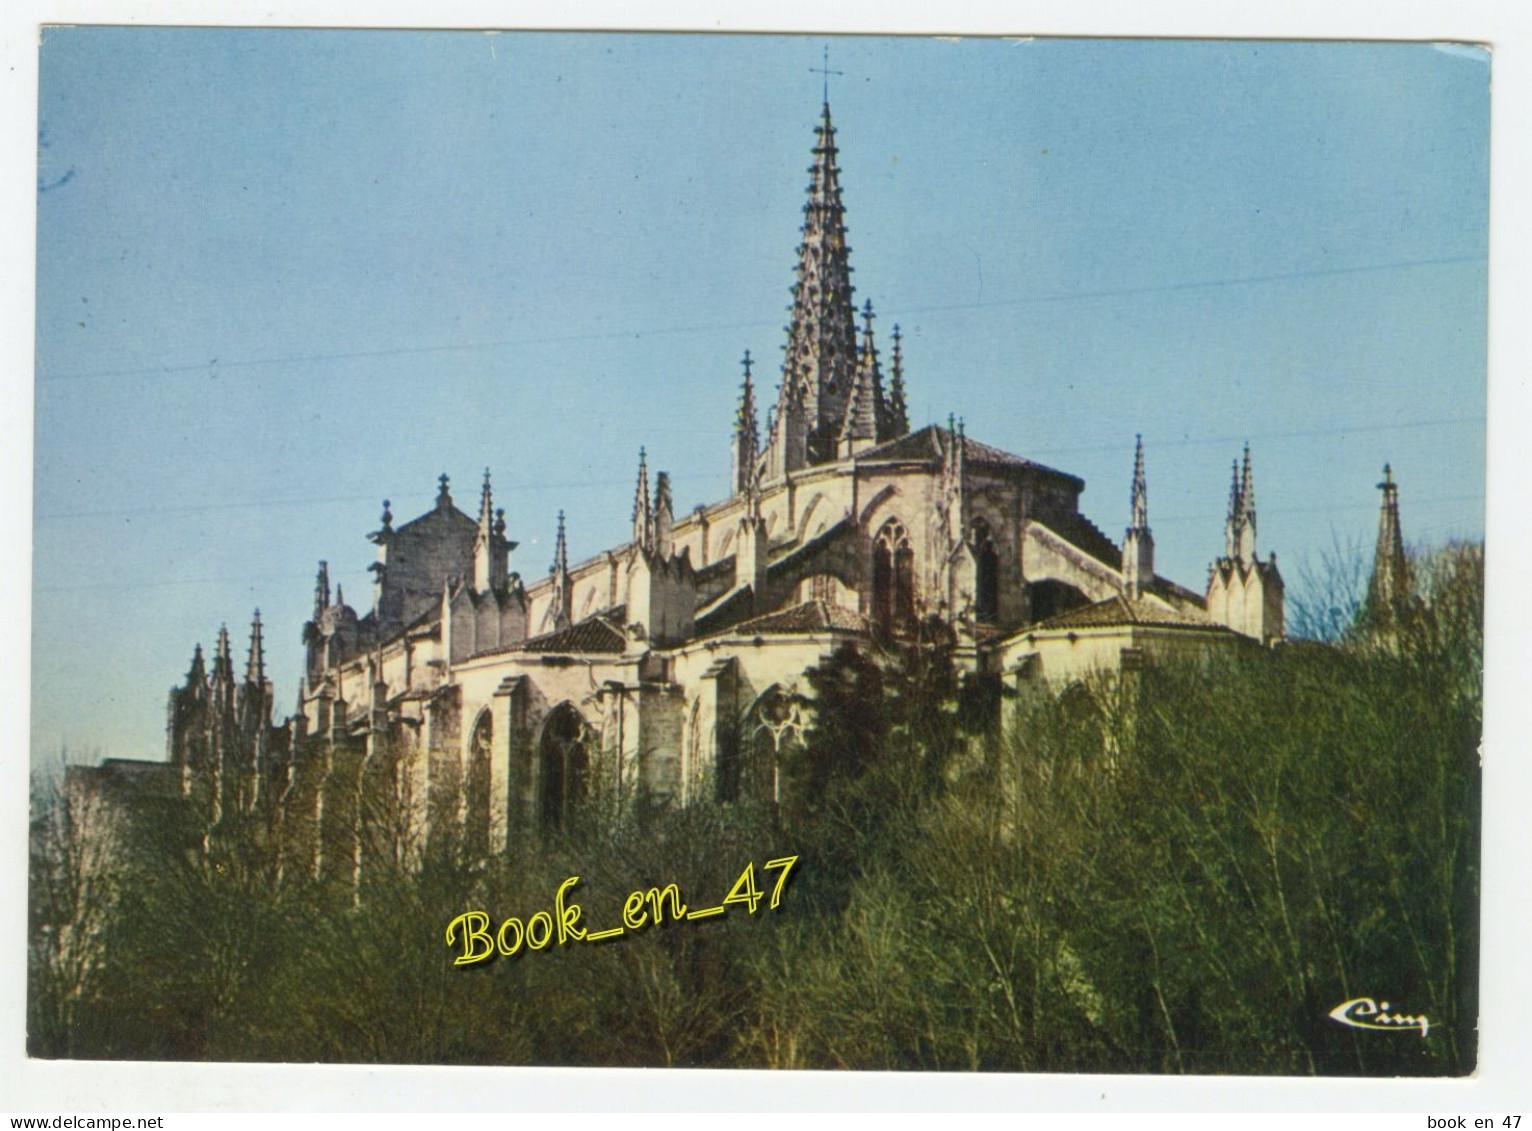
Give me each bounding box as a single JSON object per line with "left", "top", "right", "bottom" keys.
{"left": 872, "top": 518, "right": 916, "bottom": 631}
{"left": 971, "top": 517, "right": 1000, "bottom": 624}
{"left": 538, "top": 703, "right": 591, "bottom": 834}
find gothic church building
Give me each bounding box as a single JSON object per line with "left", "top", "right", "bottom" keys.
{"left": 160, "top": 101, "right": 1285, "bottom": 880}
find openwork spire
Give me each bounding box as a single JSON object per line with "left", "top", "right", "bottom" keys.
{"left": 771, "top": 100, "right": 860, "bottom": 471}
{"left": 885, "top": 323, "right": 909, "bottom": 439}
{"left": 1365, "top": 463, "right": 1411, "bottom": 626}
{"left": 245, "top": 609, "right": 265, "bottom": 686}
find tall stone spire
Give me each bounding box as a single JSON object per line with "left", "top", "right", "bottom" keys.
{"left": 477, "top": 468, "right": 494, "bottom": 532}
{"left": 1221, "top": 445, "right": 1259, "bottom": 564}
{"left": 1365, "top": 463, "right": 1410, "bottom": 625}
{"left": 186, "top": 642, "right": 207, "bottom": 688}
{"left": 1208, "top": 443, "right": 1284, "bottom": 643}
{"left": 473, "top": 468, "right": 509, "bottom": 594}
{"left": 1122, "top": 435, "right": 1154, "bottom": 599}
{"left": 766, "top": 100, "right": 860, "bottom": 477}
{"left": 1224, "top": 459, "right": 1242, "bottom": 560}
{"left": 547, "top": 509, "right": 572, "bottom": 631}
{"left": 885, "top": 323, "right": 909, "bottom": 439}
{"left": 551, "top": 509, "right": 569, "bottom": 575}
{"left": 839, "top": 299, "right": 883, "bottom": 457}
{"left": 212, "top": 625, "right": 234, "bottom": 689}
{"left": 732, "top": 350, "right": 760, "bottom": 496}
{"left": 632, "top": 447, "right": 654, "bottom": 552}
{"left": 1237, "top": 443, "right": 1257, "bottom": 562}
{"left": 654, "top": 471, "right": 675, "bottom": 558}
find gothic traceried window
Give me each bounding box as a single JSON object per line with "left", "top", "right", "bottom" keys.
{"left": 733, "top": 686, "right": 805, "bottom": 804}
{"left": 872, "top": 518, "right": 916, "bottom": 631}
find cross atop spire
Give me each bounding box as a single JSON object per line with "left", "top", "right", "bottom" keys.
{"left": 810, "top": 43, "right": 843, "bottom": 106}
{"left": 436, "top": 473, "right": 452, "bottom": 510}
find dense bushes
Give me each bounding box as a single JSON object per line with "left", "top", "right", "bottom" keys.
{"left": 29, "top": 543, "right": 1481, "bottom": 1075}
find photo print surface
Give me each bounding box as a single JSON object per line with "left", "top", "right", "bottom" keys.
{"left": 29, "top": 30, "right": 1487, "bottom": 1075}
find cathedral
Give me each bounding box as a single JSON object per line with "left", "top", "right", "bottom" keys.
{"left": 151, "top": 100, "right": 1292, "bottom": 880}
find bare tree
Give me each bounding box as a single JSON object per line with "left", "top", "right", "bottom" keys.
{"left": 28, "top": 757, "right": 120, "bottom": 1057}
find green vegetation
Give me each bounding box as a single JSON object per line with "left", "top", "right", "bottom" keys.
{"left": 29, "top": 542, "right": 1481, "bottom": 1075}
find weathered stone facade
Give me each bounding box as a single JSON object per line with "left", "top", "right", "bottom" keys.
{"left": 144, "top": 100, "right": 1288, "bottom": 878}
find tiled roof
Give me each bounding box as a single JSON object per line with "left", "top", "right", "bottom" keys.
{"left": 858, "top": 424, "right": 1079, "bottom": 483}
{"left": 518, "top": 609, "right": 628, "bottom": 655}
{"left": 1028, "top": 595, "right": 1229, "bottom": 634}
{"left": 732, "top": 599, "right": 869, "bottom": 635}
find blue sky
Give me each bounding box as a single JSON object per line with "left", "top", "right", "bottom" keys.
{"left": 31, "top": 31, "right": 1488, "bottom": 765}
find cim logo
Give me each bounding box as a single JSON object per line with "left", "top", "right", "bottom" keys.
{"left": 1328, "top": 996, "right": 1430, "bottom": 1038}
